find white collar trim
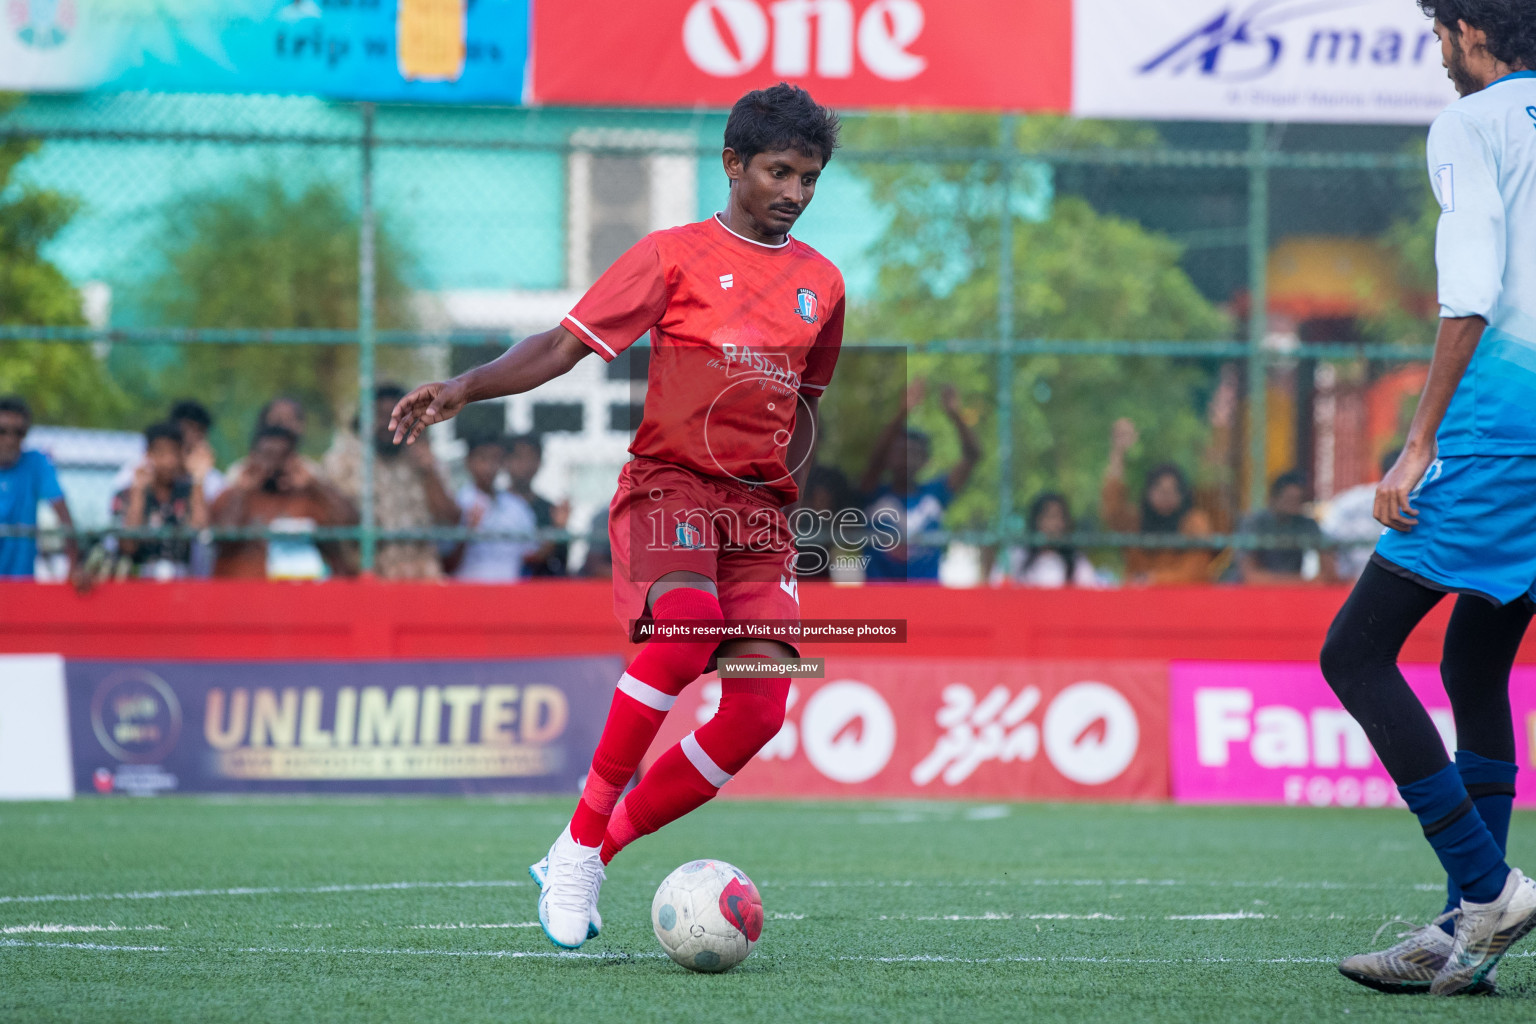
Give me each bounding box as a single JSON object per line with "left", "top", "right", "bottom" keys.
{"left": 713, "top": 213, "right": 791, "bottom": 249}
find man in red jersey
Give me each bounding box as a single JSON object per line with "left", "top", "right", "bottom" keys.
{"left": 389, "top": 83, "right": 844, "bottom": 949}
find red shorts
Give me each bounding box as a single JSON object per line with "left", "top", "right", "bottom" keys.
{"left": 609, "top": 457, "right": 801, "bottom": 648}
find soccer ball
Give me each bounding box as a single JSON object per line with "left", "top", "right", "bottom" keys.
{"left": 651, "top": 859, "right": 763, "bottom": 972}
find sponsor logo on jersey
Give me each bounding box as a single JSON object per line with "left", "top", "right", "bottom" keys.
{"left": 1434, "top": 163, "right": 1455, "bottom": 213}
{"left": 795, "top": 287, "right": 819, "bottom": 324}
{"left": 676, "top": 522, "right": 705, "bottom": 549}
{"left": 719, "top": 273, "right": 734, "bottom": 289}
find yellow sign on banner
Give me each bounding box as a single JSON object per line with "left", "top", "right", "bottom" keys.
{"left": 397, "top": 0, "right": 467, "bottom": 82}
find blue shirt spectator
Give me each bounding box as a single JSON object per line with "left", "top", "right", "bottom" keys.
{"left": 858, "top": 379, "right": 980, "bottom": 582}
{"left": 0, "top": 396, "right": 74, "bottom": 579}
{"left": 864, "top": 478, "right": 952, "bottom": 581}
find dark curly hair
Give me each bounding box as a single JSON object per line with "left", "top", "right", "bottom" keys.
{"left": 1419, "top": 1, "right": 1536, "bottom": 70}
{"left": 724, "top": 82, "right": 841, "bottom": 168}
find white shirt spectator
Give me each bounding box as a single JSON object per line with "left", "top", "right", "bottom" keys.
{"left": 453, "top": 484, "right": 537, "bottom": 583}
{"left": 1320, "top": 481, "right": 1382, "bottom": 582}
{"left": 989, "top": 547, "right": 1100, "bottom": 588}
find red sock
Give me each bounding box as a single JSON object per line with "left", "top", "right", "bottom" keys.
{"left": 568, "top": 587, "right": 723, "bottom": 846}
{"left": 600, "top": 662, "right": 789, "bottom": 860}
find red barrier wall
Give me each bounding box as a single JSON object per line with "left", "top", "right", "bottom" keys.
{"left": 0, "top": 580, "right": 1513, "bottom": 664}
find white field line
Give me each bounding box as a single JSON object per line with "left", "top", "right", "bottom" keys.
{"left": 0, "top": 924, "right": 170, "bottom": 935}
{"left": 879, "top": 913, "right": 1126, "bottom": 922}
{"left": 405, "top": 922, "right": 542, "bottom": 931}
{"left": 0, "top": 939, "right": 655, "bottom": 960}
{"left": 8, "top": 939, "right": 1536, "bottom": 967}
{"left": 0, "top": 879, "right": 528, "bottom": 907}
{"left": 1167, "top": 912, "right": 1267, "bottom": 920}
{"left": 0, "top": 877, "right": 1443, "bottom": 907}
{"left": 771, "top": 879, "right": 1444, "bottom": 892}
{"left": 0, "top": 939, "right": 171, "bottom": 952}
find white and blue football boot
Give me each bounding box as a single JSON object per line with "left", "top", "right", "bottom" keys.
{"left": 529, "top": 825, "right": 604, "bottom": 949}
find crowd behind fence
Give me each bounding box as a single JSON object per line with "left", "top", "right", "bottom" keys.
{"left": 0, "top": 93, "right": 1442, "bottom": 587}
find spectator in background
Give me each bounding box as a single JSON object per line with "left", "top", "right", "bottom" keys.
{"left": 861, "top": 379, "right": 981, "bottom": 582}
{"left": 168, "top": 400, "right": 225, "bottom": 502}
{"left": 1321, "top": 450, "right": 1399, "bottom": 582}
{"left": 1100, "top": 370, "right": 1237, "bottom": 585}
{"left": 325, "top": 383, "right": 459, "bottom": 580}
{"left": 225, "top": 396, "right": 323, "bottom": 485}
{"left": 448, "top": 435, "right": 537, "bottom": 583}
{"left": 257, "top": 395, "right": 307, "bottom": 439}
{"left": 113, "top": 400, "right": 223, "bottom": 502}
{"left": 0, "top": 395, "right": 75, "bottom": 579}
{"left": 106, "top": 421, "right": 209, "bottom": 580}
{"left": 1101, "top": 431, "right": 1226, "bottom": 586}
{"left": 1237, "top": 470, "right": 1338, "bottom": 585}
{"left": 581, "top": 508, "right": 612, "bottom": 579}
{"left": 795, "top": 464, "right": 855, "bottom": 580}
{"left": 505, "top": 434, "right": 569, "bottom": 577}
{"left": 166, "top": 400, "right": 224, "bottom": 578}
{"left": 991, "top": 492, "right": 1099, "bottom": 588}
{"left": 212, "top": 426, "right": 356, "bottom": 579}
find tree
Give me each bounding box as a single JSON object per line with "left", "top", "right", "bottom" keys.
{"left": 0, "top": 94, "right": 129, "bottom": 426}
{"left": 129, "top": 173, "right": 417, "bottom": 458}
{"left": 820, "top": 114, "right": 1231, "bottom": 535}
{"left": 1365, "top": 152, "right": 1440, "bottom": 349}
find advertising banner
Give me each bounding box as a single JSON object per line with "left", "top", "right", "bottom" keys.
{"left": 65, "top": 657, "right": 621, "bottom": 795}
{"left": 532, "top": 0, "right": 1072, "bottom": 112}
{"left": 0, "top": 654, "right": 73, "bottom": 800}
{"left": 645, "top": 658, "right": 1169, "bottom": 801}
{"left": 1171, "top": 661, "right": 1536, "bottom": 807}
{"left": 0, "top": 0, "right": 529, "bottom": 103}
{"left": 1072, "top": 0, "right": 1458, "bottom": 125}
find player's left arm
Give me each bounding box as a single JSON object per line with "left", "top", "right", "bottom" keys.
{"left": 789, "top": 393, "right": 821, "bottom": 499}
{"left": 1377, "top": 113, "right": 1502, "bottom": 532}
{"left": 1376, "top": 315, "right": 1486, "bottom": 531}
{"left": 794, "top": 288, "right": 845, "bottom": 500}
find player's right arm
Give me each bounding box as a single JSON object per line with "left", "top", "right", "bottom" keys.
{"left": 1376, "top": 110, "right": 1503, "bottom": 532}
{"left": 392, "top": 236, "right": 669, "bottom": 445}
{"left": 390, "top": 327, "right": 590, "bottom": 445}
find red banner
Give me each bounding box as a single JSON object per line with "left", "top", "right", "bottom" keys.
{"left": 644, "top": 658, "right": 1168, "bottom": 800}
{"left": 532, "top": 0, "right": 1072, "bottom": 111}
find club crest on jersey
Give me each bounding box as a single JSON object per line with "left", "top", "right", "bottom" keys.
{"left": 675, "top": 522, "right": 704, "bottom": 550}
{"left": 794, "top": 288, "right": 819, "bottom": 325}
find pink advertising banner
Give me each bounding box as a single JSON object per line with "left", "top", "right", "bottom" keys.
{"left": 1170, "top": 662, "right": 1536, "bottom": 808}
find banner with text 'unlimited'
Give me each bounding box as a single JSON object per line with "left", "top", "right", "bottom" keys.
{"left": 65, "top": 657, "right": 620, "bottom": 796}
{"left": 532, "top": 0, "right": 1072, "bottom": 112}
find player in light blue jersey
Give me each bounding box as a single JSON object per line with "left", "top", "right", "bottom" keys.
{"left": 1320, "top": 0, "right": 1536, "bottom": 998}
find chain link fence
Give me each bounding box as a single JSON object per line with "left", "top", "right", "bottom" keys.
{"left": 0, "top": 93, "right": 1437, "bottom": 584}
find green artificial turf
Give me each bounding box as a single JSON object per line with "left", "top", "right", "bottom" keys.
{"left": 1, "top": 798, "right": 1533, "bottom": 1023}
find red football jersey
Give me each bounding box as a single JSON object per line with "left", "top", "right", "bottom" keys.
{"left": 563, "top": 215, "right": 845, "bottom": 505}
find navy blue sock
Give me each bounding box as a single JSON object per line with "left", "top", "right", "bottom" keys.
{"left": 1439, "top": 751, "right": 1519, "bottom": 932}
{"left": 1399, "top": 764, "right": 1509, "bottom": 906}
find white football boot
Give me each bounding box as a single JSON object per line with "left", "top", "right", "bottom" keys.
{"left": 529, "top": 826, "right": 604, "bottom": 949}
{"left": 1431, "top": 868, "right": 1536, "bottom": 995}
{"left": 1338, "top": 915, "right": 1495, "bottom": 995}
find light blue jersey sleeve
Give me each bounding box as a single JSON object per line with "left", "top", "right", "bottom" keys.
{"left": 33, "top": 454, "right": 64, "bottom": 506}
{"left": 1427, "top": 109, "right": 1505, "bottom": 321}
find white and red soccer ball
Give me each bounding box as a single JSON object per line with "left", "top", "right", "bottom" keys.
{"left": 651, "top": 859, "right": 763, "bottom": 972}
